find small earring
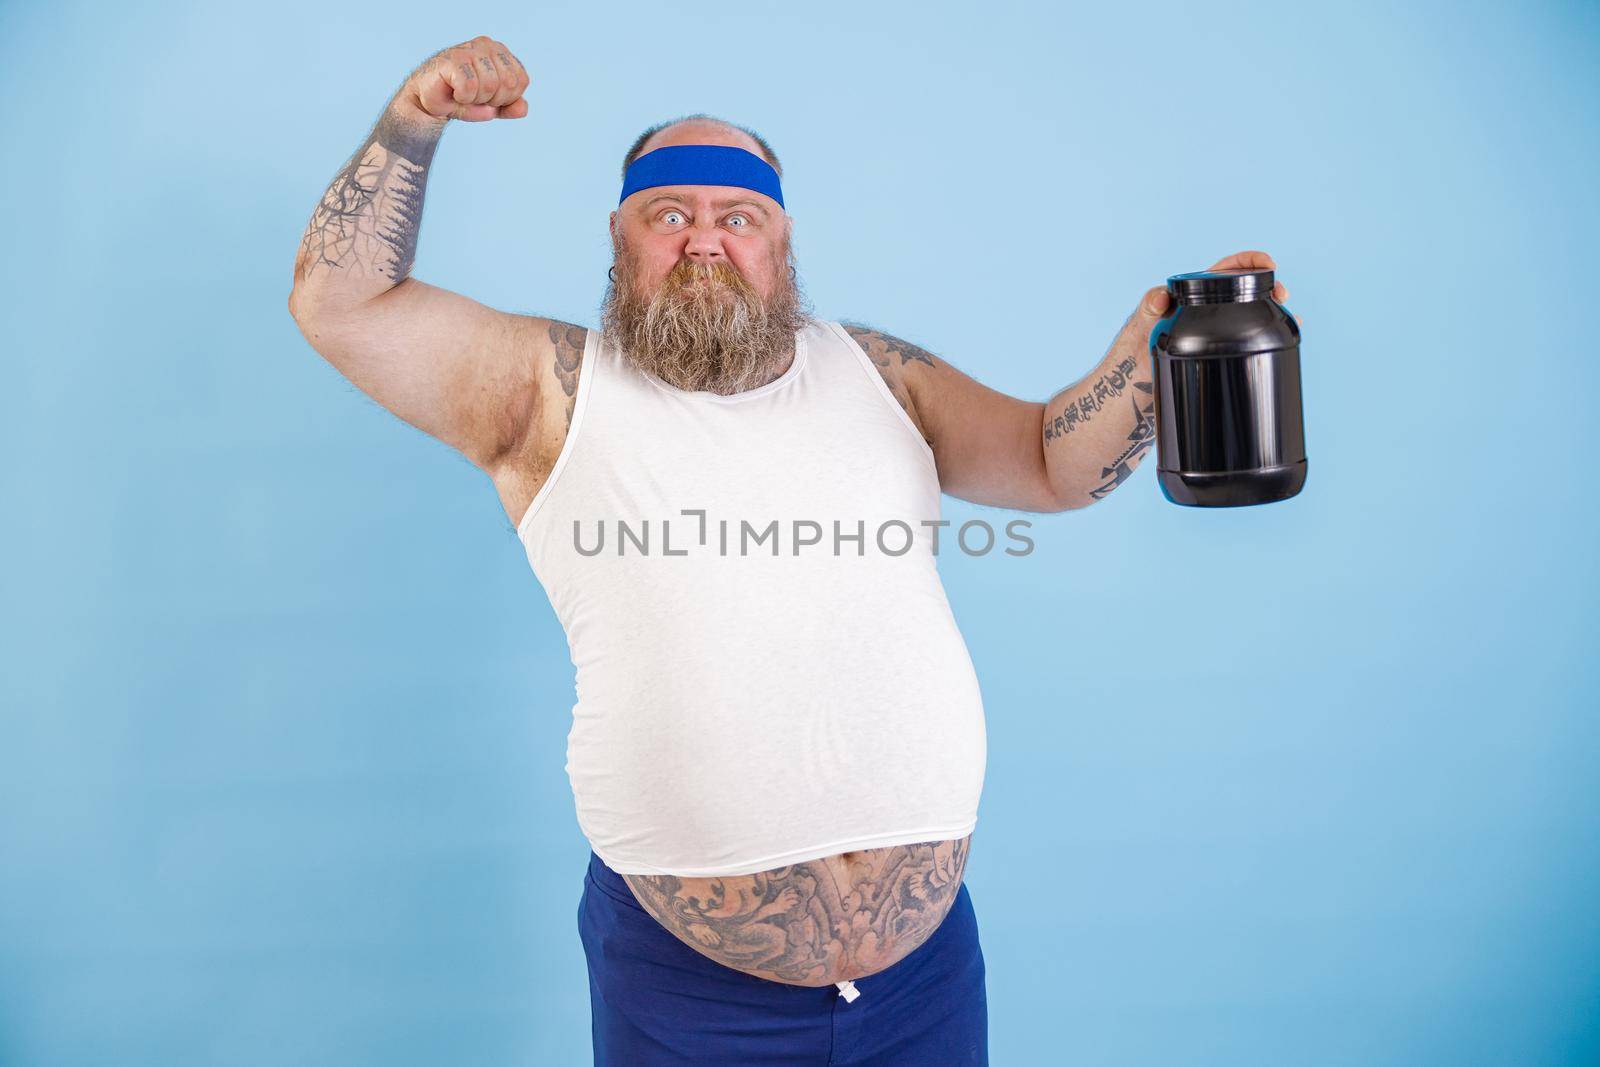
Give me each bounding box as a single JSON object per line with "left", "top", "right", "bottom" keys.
{"left": 608, "top": 266, "right": 617, "bottom": 282}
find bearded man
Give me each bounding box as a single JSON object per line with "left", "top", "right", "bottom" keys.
{"left": 288, "top": 34, "right": 1291, "bottom": 1066}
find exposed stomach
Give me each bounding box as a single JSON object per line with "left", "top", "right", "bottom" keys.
{"left": 615, "top": 834, "right": 972, "bottom": 987}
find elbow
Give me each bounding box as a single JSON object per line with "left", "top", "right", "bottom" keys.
{"left": 287, "top": 284, "right": 338, "bottom": 349}
{"left": 1037, "top": 465, "right": 1092, "bottom": 513}
{"left": 1046, "top": 466, "right": 1111, "bottom": 511}
{"left": 287, "top": 288, "right": 323, "bottom": 349}
{"left": 287, "top": 281, "right": 346, "bottom": 334}
{"left": 287, "top": 278, "right": 317, "bottom": 326}
{"left": 1023, "top": 476, "right": 1088, "bottom": 514}
{"left": 288, "top": 246, "right": 315, "bottom": 322}
{"left": 1044, "top": 490, "right": 1092, "bottom": 514}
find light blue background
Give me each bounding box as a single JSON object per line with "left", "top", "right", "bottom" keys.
{"left": 2, "top": 1, "right": 1596, "bottom": 1063}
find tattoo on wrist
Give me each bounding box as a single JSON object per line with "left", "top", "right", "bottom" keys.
{"left": 373, "top": 106, "right": 443, "bottom": 167}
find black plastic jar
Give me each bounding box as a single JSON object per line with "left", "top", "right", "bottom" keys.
{"left": 1149, "top": 268, "right": 1307, "bottom": 507}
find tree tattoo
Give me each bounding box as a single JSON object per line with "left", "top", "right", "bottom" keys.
{"left": 294, "top": 107, "right": 444, "bottom": 285}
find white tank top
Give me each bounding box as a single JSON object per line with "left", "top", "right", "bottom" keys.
{"left": 516, "top": 317, "right": 987, "bottom": 876}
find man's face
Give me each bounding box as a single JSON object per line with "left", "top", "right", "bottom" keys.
{"left": 601, "top": 137, "right": 810, "bottom": 395}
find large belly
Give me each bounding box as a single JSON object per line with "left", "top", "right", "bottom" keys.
{"left": 616, "top": 835, "right": 972, "bottom": 987}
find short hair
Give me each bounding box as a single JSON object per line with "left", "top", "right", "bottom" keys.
{"left": 620, "top": 113, "right": 783, "bottom": 181}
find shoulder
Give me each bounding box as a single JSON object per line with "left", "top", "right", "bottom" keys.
{"left": 838, "top": 323, "right": 938, "bottom": 371}
{"left": 837, "top": 321, "right": 938, "bottom": 441}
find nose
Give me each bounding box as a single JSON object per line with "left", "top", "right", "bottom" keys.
{"left": 682, "top": 221, "right": 728, "bottom": 265}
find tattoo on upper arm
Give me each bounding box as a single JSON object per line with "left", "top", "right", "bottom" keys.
{"left": 619, "top": 836, "right": 970, "bottom": 985}
{"left": 840, "top": 323, "right": 935, "bottom": 440}
{"left": 549, "top": 322, "right": 585, "bottom": 430}
{"left": 872, "top": 331, "right": 934, "bottom": 368}
{"left": 295, "top": 108, "right": 443, "bottom": 285}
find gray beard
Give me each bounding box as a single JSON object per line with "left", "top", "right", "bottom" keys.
{"left": 600, "top": 245, "right": 812, "bottom": 395}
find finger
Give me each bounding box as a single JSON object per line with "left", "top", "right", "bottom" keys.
{"left": 1206, "top": 249, "right": 1277, "bottom": 272}
{"left": 452, "top": 101, "right": 502, "bottom": 122}
{"left": 415, "top": 62, "right": 458, "bottom": 118}
{"left": 497, "top": 98, "right": 530, "bottom": 120}
{"left": 1140, "top": 284, "right": 1172, "bottom": 318}
{"left": 450, "top": 56, "right": 481, "bottom": 105}
{"left": 1273, "top": 282, "right": 1289, "bottom": 302}
{"left": 502, "top": 48, "right": 529, "bottom": 87}
{"left": 491, "top": 47, "right": 528, "bottom": 106}
{"left": 471, "top": 51, "right": 502, "bottom": 105}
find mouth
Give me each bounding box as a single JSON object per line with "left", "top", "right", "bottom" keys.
{"left": 685, "top": 275, "right": 732, "bottom": 294}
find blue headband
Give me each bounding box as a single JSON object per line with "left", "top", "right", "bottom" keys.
{"left": 618, "top": 144, "right": 784, "bottom": 210}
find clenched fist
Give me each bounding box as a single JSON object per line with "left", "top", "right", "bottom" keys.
{"left": 398, "top": 36, "right": 530, "bottom": 123}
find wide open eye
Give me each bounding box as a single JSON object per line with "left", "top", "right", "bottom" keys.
{"left": 661, "top": 209, "right": 686, "bottom": 226}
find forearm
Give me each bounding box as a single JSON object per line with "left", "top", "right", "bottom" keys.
{"left": 290, "top": 96, "right": 447, "bottom": 315}
{"left": 1040, "top": 305, "right": 1159, "bottom": 508}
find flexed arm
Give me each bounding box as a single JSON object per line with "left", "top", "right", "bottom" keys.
{"left": 293, "top": 36, "right": 528, "bottom": 301}
{"left": 287, "top": 36, "right": 579, "bottom": 478}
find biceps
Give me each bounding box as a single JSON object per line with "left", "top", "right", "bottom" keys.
{"left": 912, "top": 368, "right": 1056, "bottom": 511}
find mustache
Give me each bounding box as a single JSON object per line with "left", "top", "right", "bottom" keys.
{"left": 660, "top": 257, "right": 756, "bottom": 295}
{"left": 600, "top": 233, "right": 811, "bottom": 396}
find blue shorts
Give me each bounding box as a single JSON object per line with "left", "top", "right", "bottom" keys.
{"left": 577, "top": 850, "right": 988, "bottom": 1065}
